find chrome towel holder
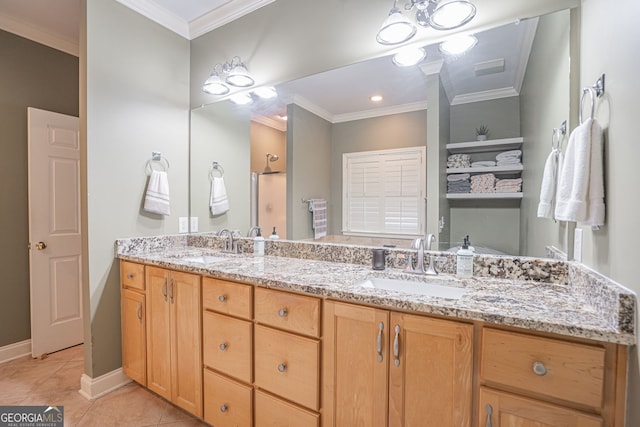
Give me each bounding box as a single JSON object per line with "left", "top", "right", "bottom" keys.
{"left": 209, "top": 161, "right": 225, "bottom": 179}
{"left": 145, "top": 151, "right": 170, "bottom": 175}
{"left": 551, "top": 120, "right": 567, "bottom": 150}
{"left": 579, "top": 74, "right": 605, "bottom": 124}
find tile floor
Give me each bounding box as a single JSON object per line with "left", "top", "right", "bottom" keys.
{"left": 0, "top": 345, "right": 207, "bottom": 426}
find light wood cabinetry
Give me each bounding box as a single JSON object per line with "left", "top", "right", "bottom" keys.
{"left": 254, "top": 287, "right": 321, "bottom": 337}
{"left": 146, "top": 266, "right": 202, "bottom": 417}
{"left": 255, "top": 389, "right": 320, "bottom": 427}
{"left": 204, "top": 369, "right": 253, "bottom": 427}
{"left": 323, "top": 301, "right": 473, "bottom": 427}
{"left": 120, "top": 260, "right": 146, "bottom": 385}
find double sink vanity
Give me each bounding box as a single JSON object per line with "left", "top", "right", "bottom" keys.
{"left": 117, "top": 233, "right": 635, "bottom": 426}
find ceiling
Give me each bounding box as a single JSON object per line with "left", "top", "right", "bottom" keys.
{"left": 0, "top": 0, "right": 539, "bottom": 123}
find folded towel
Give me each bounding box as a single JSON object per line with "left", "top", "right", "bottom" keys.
{"left": 471, "top": 173, "right": 496, "bottom": 193}
{"left": 554, "top": 118, "right": 605, "bottom": 226}
{"left": 309, "top": 198, "right": 327, "bottom": 239}
{"left": 471, "top": 161, "right": 497, "bottom": 168}
{"left": 537, "top": 149, "right": 563, "bottom": 219}
{"left": 447, "top": 154, "right": 471, "bottom": 168}
{"left": 210, "top": 176, "right": 230, "bottom": 216}
{"left": 447, "top": 173, "right": 471, "bottom": 182}
{"left": 495, "top": 150, "right": 522, "bottom": 161}
{"left": 144, "top": 170, "right": 170, "bottom": 215}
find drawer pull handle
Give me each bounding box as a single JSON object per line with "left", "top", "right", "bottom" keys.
{"left": 219, "top": 295, "right": 227, "bottom": 302}
{"left": 277, "top": 363, "right": 287, "bottom": 372}
{"left": 485, "top": 404, "right": 493, "bottom": 427}
{"left": 161, "top": 278, "right": 168, "bottom": 302}
{"left": 127, "top": 273, "right": 134, "bottom": 279}
{"left": 137, "top": 303, "right": 143, "bottom": 323}
{"left": 219, "top": 343, "right": 228, "bottom": 351}
{"left": 278, "top": 308, "right": 288, "bottom": 317}
{"left": 393, "top": 325, "right": 400, "bottom": 367}
{"left": 533, "top": 361, "right": 547, "bottom": 376}
{"left": 376, "top": 321, "right": 384, "bottom": 363}
{"left": 169, "top": 278, "right": 175, "bottom": 304}
{"left": 220, "top": 404, "right": 228, "bottom": 413}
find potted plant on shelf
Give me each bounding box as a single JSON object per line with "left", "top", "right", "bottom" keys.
{"left": 475, "top": 125, "right": 489, "bottom": 141}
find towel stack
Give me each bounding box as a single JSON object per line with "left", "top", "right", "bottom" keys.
{"left": 447, "top": 154, "right": 471, "bottom": 169}
{"left": 144, "top": 170, "right": 171, "bottom": 215}
{"left": 471, "top": 160, "right": 496, "bottom": 168}
{"left": 447, "top": 173, "right": 471, "bottom": 194}
{"left": 496, "top": 150, "right": 522, "bottom": 166}
{"left": 471, "top": 173, "right": 496, "bottom": 193}
{"left": 495, "top": 178, "right": 522, "bottom": 193}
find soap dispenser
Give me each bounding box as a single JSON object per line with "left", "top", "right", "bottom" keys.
{"left": 253, "top": 227, "right": 264, "bottom": 257}
{"left": 456, "top": 235, "right": 473, "bottom": 278}
{"left": 269, "top": 227, "right": 280, "bottom": 240}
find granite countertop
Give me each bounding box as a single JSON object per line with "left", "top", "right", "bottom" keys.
{"left": 118, "top": 245, "right": 635, "bottom": 346}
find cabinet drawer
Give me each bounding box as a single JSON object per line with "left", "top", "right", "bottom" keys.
{"left": 481, "top": 328, "right": 606, "bottom": 408}
{"left": 255, "top": 390, "right": 319, "bottom": 427}
{"left": 254, "top": 324, "right": 320, "bottom": 411}
{"left": 204, "top": 369, "right": 253, "bottom": 427}
{"left": 203, "top": 311, "right": 252, "bottom": 384}
{"left": 203, "top": 277, "right": 252, "bottom": 320}
{"left": 121, "top": 261, "right": 144, "bottom": 290}
{"left": 254, "top": 288, "right": 320, "bottom": 337}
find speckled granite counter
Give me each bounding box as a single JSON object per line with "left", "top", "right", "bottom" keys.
{"left": 115, "top": 235, "right": 636, "bottom": 346}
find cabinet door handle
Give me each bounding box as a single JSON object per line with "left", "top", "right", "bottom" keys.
{"left": 161, "top": 278, "right": 168, "bottom": 302}
{"left": 278, "top": 308, "right": 288, "bottom": 317}
{"left": 220, "top": 404, "right": 228, "bottom": 413}
{"left": 393, "top": 325, "right": 400, "bottom": 367}
{"left": 218, "top": 294, "right": 227, "bottom": 302}
{"left": 532, "top": 361, "right": 547, "bottom": 376}
{"left": 376, "top": 321, "right": 384, "bottom": 362}
{"left": 219, "top": 343, "right": 228, "bottom": 351}
{"left": 277, "top": 363, "right": 287, "bottom": 372}
{"left": 137, "top": 302, "right": 143, "bottom": 323}
{"left": 169, "top": 278, "right": 175, "bottom": 304}
{"left": 485, "top": 404, "right": 493, "bottom": 427}
{"left": 127, "top": 273, "right": 134, "bottom": 279}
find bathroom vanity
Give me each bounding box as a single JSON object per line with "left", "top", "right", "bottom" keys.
{"left": 117, "top": 235, "right": 634, "bottom": 426}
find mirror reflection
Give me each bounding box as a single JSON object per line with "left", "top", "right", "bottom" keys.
{"left": 190, "top": 8, "right": 572, "bottom": 258}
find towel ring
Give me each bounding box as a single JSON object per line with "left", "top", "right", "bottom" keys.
{"left": 209, "top": 162, "right": 224, "bottom": 179}
{"left": 579, "top": 87, "right": 597, "bottom": 125}
{"left": 145, "top": 157, "right": 170, "bottom": 175}
{"left": 551, "top": 128, "right": 562, "bottom": 150}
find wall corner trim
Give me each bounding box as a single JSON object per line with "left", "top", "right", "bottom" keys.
{"left": 0, "top": 339, "right": 31, "bottom": 364}
{"left": 79, "top": 369, "right": 131, "bottom": 400}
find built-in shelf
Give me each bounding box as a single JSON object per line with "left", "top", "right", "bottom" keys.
{"left": 446, "top": 192, "right": 524, "bottom": 200}
{"left": 446, "top": 164, "right": 523, "bottom": 174}
{"left": 446, "top": 137, "right": 524, "bottom": 154}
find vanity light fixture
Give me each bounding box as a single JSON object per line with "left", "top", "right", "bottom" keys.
{"left": 376, "top": 0, "right": 477, "bottom": 45}
{"left": 253, "top": 86, "right": 277, "bottom": 99}
{"left": 229, "top": 92, "right": 253, "bottom": 105}
{"left": 438, "top": 34, "right": 478, "bottom": 57}
{"left": 392, "top": 46, "right": 427, "bottom": 66}
{"left": 202, "top": 56, "right": 255, "bottom": 95}
{"left": 370, "top": 94, "right": 384, "bottom": 102}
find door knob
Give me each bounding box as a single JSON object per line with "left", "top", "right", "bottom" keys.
{"left": 35, "top": 242, "right": 47, "bottom": 250}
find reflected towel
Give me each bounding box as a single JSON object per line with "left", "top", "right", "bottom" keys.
{"left": 144, "top": 170, "right": 170, "bottom": 215}
{"left": 537, "top": 149, "right": 563, "bottom": 219}
{"left": 210, "top": 176, "right": 230, "bottom": 216}
{"left": 310, "top": 198, "right": 327, "bottom": 239}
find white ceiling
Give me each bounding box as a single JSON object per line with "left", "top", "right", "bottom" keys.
{"left": 0, "top": 0, "right": 539, "bottom": 123}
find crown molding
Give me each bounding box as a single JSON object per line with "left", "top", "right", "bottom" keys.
{"left": 333, "top": 101, "right": 428, "bottom": 123}
{"left": 419, "top": 59, "right": 444, "bottom": 77}
{"left": 116, "top": 0, "right": 190, "bottom": 38}
{"left": 252, "top": 115, "right": 287, "bottom": 132}
{"left": 291, "top": 95, "right": 334, "bottom": 123}
{"left": 0, "top": 13, "right": 78, "bottom": 56}
{"left": 190, "top": 0, "right": 276, "bottom": 39}
{"left": 450, "top": 87, "right": 519, "bottom": 105}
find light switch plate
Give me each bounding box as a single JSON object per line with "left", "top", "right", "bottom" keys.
{"left": 178, "top": 217, "right": 189, "bottom": 233}
{"left": 190, "top": 216, "right": 198, "bottom": 233}
{"left": 573, "top": 228, "right": 583, "bottom": 262}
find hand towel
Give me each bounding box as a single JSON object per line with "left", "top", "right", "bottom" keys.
{"left": 144, "top": 170, "right": 170, "bottom": 215}
{"left": 471, "top": 161, "right": 497, "bottom": 168}
{"left": 495, "top": 150, "right": 522, "bottom": 161}
{"left": 310, "top": 198, "right": 327, "bottom": 239}
{"left": 447, "top": 173, "right": 471, "bottom": 182}
{"left": 537, "top": 149, "right": 563, "bottom": 219}
{"left": 210, "top": 176, "right": 230, "bottom": 216}
{"left": 554, "top": 118, "right": 605, "bottom": 227}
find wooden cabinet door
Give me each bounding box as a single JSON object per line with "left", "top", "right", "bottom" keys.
{"left": 145, "top": 266, "right": 171, "bottom": 400}
{"left": 170, "top": 270, "right": 202, "bottom": 417}
{"left": 323, "top": 301, "right": 389, "bottom": 427}
{"left": 478, "top": 388, "right": 603, "bottom": 427}
{"left": 121, "top": 288, "right": 146, "bottom": 385}
{"left": 389, "top": 313, "right": 473, "bottom": 427}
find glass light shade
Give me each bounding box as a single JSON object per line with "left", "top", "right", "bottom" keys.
{"left": 376, "top": 7, "right": 417, "bottom": 45}
{"left": 392, "top": 47, "right": 427, "bottom": 66}
{"left": 429, "top": 0, "right": 476, "bottom": 30}
{"left": 226, "top": 64, "right": 255, "bottom": 87}
{"left": 438, "top": 34, "right": 477, "bottom": 56}
{"left": 202, "top": 72, "right": 230, "bottom": 95}
{"left": 229, "top": 93, "right": 253, "bottom": 105}
{"left": 253, "top": 86, "right": 277, "bottom": 99}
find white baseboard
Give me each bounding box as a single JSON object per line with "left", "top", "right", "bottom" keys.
{"left": 0, "top": 339, "right": 31, "bottom": 364}
{"left": 79, "top": 368, "right": 131, "bottom": 400}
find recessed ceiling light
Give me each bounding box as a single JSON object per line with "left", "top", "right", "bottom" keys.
{"left": 392, "top": 47, "right": 427, "bottom": 67}
{"left": 370, "top": 95, "right": 384, "bottom": 102}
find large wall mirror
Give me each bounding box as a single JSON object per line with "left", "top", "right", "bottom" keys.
{"left": 190, "top": 7, "right": 576, "bottom": 259}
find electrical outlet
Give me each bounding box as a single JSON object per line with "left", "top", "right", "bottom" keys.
{"left": 178, "top": 217, "right": 189, "bottom": 234}
{"left": 573, "top": 228, "right": 583, "bottom": 262}
{"left": 190, "top": 216, "right": 198, "bottom": 233}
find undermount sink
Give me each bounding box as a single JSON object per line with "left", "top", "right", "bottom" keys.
{"left": 358, "top": 277, "right": 466, "bottom": 300}
{"left": 180, "top": 255, "right": 227, "bottom": 265}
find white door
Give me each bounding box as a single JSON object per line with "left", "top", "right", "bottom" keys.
{"left": 27, "top": 107, "right": 82, "bottom": 357}
{"left": 258, "top": 173, "right": 287, "bottom": 239}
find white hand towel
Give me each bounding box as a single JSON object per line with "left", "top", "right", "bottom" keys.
{"left": 144, "top": 170, "right": 170, "bottom": 215}
{"left": 210, "top": 176, "right": 230, "bottom": 216}
{"left": 495, "top": 150, "right": 522, "bottom": 161}
{"left": 554, "top": 118, "right": 605, "bottom": 226}
{"left": 447, "top": 173, "right": 471, "bottom": 182}
{"left": 537, "top": 149, "right": 563, "bottom": 219}
{"left": 310, "top": 198, "right": 327, "bottom": 239}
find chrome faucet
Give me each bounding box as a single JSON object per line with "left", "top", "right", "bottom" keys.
{"left": 424, "top": 233, "right": 435, "bottom": 251}
{"left": 247, "top": 226, "right": 260, "bottom": 237}
{"left": 218, "top": 228, "right": 238, "bottom": 253}
{"left": 405, "top": 233, "right": 442, "bottom": 275}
